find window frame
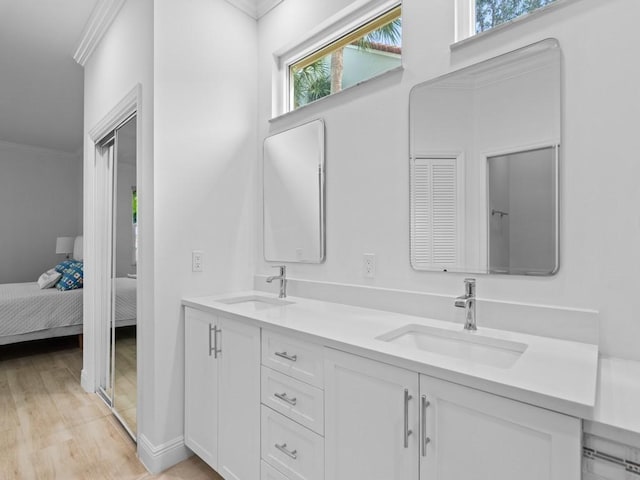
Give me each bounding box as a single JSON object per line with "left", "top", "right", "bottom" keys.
{"left": 273, "top": 0, "right": 402, "bottom": 117}
{"left": 455, "top": 0, "right": 570, "bottom": 44}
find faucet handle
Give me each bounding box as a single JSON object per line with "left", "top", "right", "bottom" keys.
{"left": 272, "top": 265, "right": 286, "bottom": 276}
{"left": 463, "top": 278, "right": 476, "bottom": 296}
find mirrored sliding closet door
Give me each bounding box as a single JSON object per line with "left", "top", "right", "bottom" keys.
{"left": 96, "top": 115, "right": 138, "bottom": 440}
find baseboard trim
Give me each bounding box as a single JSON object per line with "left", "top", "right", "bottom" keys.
{"left": 138, "top": 434, "right": 191, "bottom": 474}
{"left": 80, "top": 368, "right": 93, "bottom": 393}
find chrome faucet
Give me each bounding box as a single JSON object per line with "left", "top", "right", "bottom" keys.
{"left": 266, "top": 265, "right": 287, "bottom": 298}
{"left": 454, "top": 278, "right": 477, "bottom": 331}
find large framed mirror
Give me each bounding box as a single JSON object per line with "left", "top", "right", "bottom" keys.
{"left": 263, "top": 119, "right": 325, "bottom": 263}
{"left": 409, "top": 39, "right": 560, "bottom": 275}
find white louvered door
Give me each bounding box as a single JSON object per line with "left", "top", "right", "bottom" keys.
{"left": 411, "top": 157, "right": 462, "bottom": 270}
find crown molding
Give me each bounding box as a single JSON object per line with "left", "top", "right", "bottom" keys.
{"left": 257, "top": 0, "right": 283, "bottom": 17}
{"left": 73, "top": 0, "right": 127, "bottom": 66}
{"left": 225, "top": 0, "right": 283, "bottom": 19}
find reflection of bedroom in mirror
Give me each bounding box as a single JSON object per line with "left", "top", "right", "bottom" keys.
{"left": 96, "top": 114, "right": 138, "bottom": 439}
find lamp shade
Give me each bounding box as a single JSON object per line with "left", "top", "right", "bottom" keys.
{"left": 55, "top": 236, "right": 75, "bottom": 255}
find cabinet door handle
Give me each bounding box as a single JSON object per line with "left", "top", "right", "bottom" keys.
{"left": 274, "top": 351, "right": 297, "bottom": 362}
{"left": 421, "top": 395, "right": 431, "bottom": 457}
{"left": 275, "top": 443, "right": 298, "bottom": 460}
{"left": 404, "top": 388, "right": 413, "bottom": 448}
{"left": 208, "top": 324, "right": 214, "bottom": 357}
{"left": 274, "top": 392, "right": 297, "bottom": 406}
{"left": 212, "top": 326, "right": 222, "bottom": 359}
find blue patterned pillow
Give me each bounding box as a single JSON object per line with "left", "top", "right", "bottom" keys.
{"left": 56, "top": 261, "right": 84, "bottom": 291}
{"left": 54, "top": 260, "right": 75, "bottom": 274}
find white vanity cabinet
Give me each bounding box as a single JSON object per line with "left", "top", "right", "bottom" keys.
{"left": 184, "top": 307, "right": 261, "bottom": 480}
{"left": 324, "top": 348, "right": 419, "bottom": 480}
{"left": 260, "top": 329, "right": 325, "bottom": 480}
{"left": 324, "top": 348, "right": 581, "bottom": 480}
{"left": 419, "top": 374, "right": 581, "bottom": 480}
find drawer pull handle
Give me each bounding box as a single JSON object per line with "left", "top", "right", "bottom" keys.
{"left": 274, "top": 392, "right": 297, "bottom": 406}
{"left": 275, "top": 351, "right": 298, "bottom": 362}
{"left": 275, "top": 443, "right": 298, "bottom": 460}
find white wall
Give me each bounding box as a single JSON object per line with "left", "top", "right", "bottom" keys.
{"left": 152, "top": 0, "right": 256, "bottom": 460}
{"left": 0, "top": 140, "right": 82, "bottom": 283}
{"left": 84, "top": 0, "right": 256, "bottom": 470}
{"left": 82, "top": 0, "right": 155, "bottom": 461}
{"left": 256, "top": 0, "right": 640, "bottom": 361}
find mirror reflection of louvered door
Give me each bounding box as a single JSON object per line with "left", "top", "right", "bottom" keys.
{"left": 410, "top": 157, "right": 462, "bottom": 270}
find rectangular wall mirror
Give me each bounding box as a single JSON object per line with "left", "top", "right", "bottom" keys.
{"left": 409, "top": 39, "right": 561, "bottom": 275}
{"left": 264, "top": 119, "right": 325, "bottom": 263}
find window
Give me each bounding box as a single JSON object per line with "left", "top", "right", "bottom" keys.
{"left": 475, "top": 0, "right": 556, "bottom": 33}
{"left": 288, "top": 5, "right": 401, "bottom": 111}
{"left": 456, "top": 0, "right": 557, "bottom": 41}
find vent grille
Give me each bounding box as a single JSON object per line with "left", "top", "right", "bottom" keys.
{"left": 411, "top": 157, "right": 459, "bottom": 269}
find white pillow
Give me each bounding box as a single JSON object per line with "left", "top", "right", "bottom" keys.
{"left": 38, "top": 269, "right": 61, "bottom": 289}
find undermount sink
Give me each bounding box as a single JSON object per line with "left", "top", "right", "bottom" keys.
{"left": 217, "top": 295, "right": 294, "bottom": 310}
{"left": 377, "top": 324, "right": 527, "bottom": 369}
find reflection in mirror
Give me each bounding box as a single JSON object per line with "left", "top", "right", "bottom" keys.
{"left": 409, "top": 39, "right": 560, "bottom": 275}
{"left": 264, "top": 119, "right": 325, "bottom": 263}
{"left": 112, "top": 115, "right": 137, "bottom": 439}
{"left": 488, "top": 146, "right": 557, "bottom": 275}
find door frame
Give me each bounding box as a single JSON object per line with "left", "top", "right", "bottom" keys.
{"left": 82, "top": 85, "right": 142, "bottom": 427}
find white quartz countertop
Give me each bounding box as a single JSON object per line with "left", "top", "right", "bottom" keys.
{"left": 182, "top": 291, "right": 599, "bottom": 418}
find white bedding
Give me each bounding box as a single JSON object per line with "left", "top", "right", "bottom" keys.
{"left": 113, "top": 277, "right": 137, "bottom": 323}
{"left": 0, "top": 282, "right": 83, "bottom": 337}
{"left": 0, "top": 277, "right": 136, "bottom": 340}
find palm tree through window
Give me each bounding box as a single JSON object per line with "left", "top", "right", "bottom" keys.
{"left": 290, "top": 6, "right": 402, "bottom": 110}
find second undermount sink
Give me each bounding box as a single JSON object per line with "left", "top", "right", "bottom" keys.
{"left": 377, "top": 324, "right": 527, "bottom": 369}
{"left": 217, "top": 294, "right": 294, "bottom": 310}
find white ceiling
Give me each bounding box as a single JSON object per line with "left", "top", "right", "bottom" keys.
{"left": 0, "top": 0, "right": 283, "bottom": 154}
{"left": 0, "top": 0, "right": 98, "bottom": 154}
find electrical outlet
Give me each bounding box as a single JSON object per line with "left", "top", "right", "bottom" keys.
{"left": 192, "top": 250, "right": 203, "bottom": 272}
{"left": 363, "top": 253, "right": 376, "bottom": 278}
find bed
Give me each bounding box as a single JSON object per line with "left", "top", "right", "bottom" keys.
{"left": 0, "top": 236, "right": 137, "bottom": 346}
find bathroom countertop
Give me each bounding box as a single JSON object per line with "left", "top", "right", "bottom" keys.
{"left": 183, "top": 291, "right": 599, "bottom": 418}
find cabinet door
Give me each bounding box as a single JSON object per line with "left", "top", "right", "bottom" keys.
{"left": 184, "top": 307, "right": 218, "bottom": 469}
{"left": 420, "top": 374, "right": 581, "bottom": 480}
{"left": 217, "top": 317, "right": 261, "bottom": 480}
{"left": 325, "top": 348, "right": 419, "bottom": 480}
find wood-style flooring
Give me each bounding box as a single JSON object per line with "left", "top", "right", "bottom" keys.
{"left": 114, "top": 327, "right": 137, "bottom": 434}
{"left": 0, "top": 336, "right": 223, "bottom": 480}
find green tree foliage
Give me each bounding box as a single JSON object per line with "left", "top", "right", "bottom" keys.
{"left": 354, "top": 18, "right": 402, "bottom": 50}
{"left": 293, "top": 16, "right": 402, "bottom": 107}
{"left": 476, "top": 0, "right": 555, "bottom": 32}
{"left": 293, "top": 60, "right": 331, "bottom": 108}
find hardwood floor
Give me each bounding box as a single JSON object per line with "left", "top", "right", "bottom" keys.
{"left": 114, "top": 327, "right": 137, "bottom": 434}
{"left": 0, "top": 337, "right": 223, "bottom": 480}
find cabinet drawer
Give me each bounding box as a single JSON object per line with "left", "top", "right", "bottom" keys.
{"left": 262, "top": 460, "right": 290, "bottom": 480}
{"left": 261, "top": 367, "right": 324, "bottom": 435}
{"left": 262, "top": 330, "right": 324, "bottom": 388}
{"left": 261, "top": 406, "right": 324, "bottom": 480}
